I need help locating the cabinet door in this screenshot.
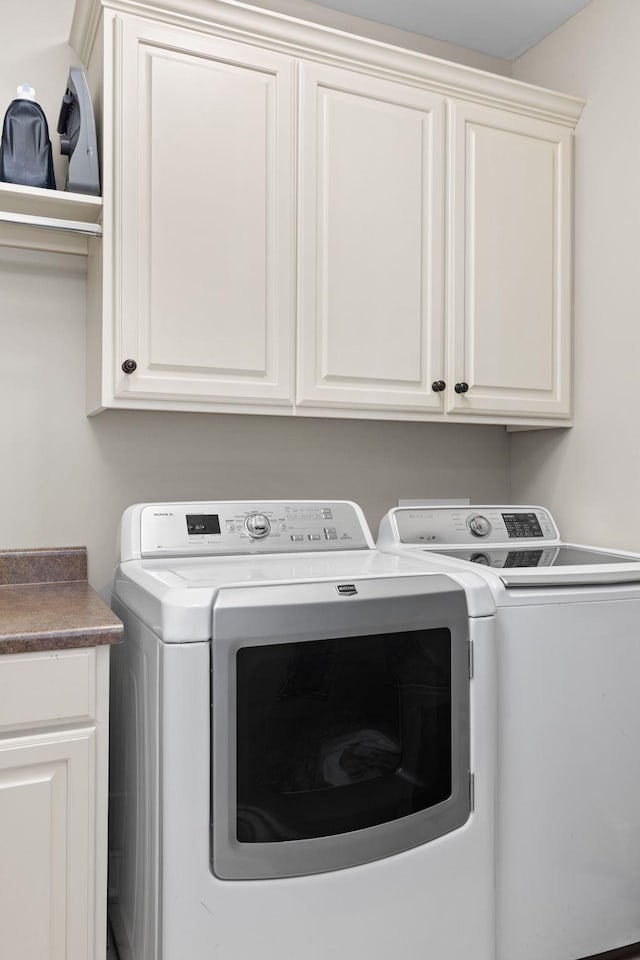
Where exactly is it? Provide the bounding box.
[113,18,295,407]
[448,101,573,419]
[0,731,94,960]
[298,62,445,413]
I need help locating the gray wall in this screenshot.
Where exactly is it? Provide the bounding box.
[0,2,511,591]
[510,0,639,550]
[1,248,509,590]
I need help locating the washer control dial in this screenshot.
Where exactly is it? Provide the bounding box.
[467,514,492,538]
[244,513,271,539]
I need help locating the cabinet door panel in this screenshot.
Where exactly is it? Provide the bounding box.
[0,732,94,960]
[448,101,572,418]
[298,63,444,411]
[115,19,294,405]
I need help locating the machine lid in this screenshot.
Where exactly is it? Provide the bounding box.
[429,545,640,587]
[430,544,639,569]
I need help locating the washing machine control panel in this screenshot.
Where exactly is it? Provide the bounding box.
[394,505,559,545]
[138,501,371,557]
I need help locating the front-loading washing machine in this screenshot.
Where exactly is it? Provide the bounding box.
[109,500,497,960]
[378,503,640,960]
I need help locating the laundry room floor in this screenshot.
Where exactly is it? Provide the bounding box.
[104,930,640,960]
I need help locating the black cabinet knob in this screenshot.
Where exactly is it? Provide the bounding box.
[431,380,446,392]
[454,381,469,394]
[121,359,137,374]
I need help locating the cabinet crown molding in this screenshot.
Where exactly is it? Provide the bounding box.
[70,0,585,126]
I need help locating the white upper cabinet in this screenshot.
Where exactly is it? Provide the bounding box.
[297,62,444,414]
[447,101,573,419]
[76,0,584,426]
[95,17,295,412]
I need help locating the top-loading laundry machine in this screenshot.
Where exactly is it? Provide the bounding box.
[108,499,497,960]
[377,503,640,960]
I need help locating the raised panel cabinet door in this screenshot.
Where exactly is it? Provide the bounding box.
[447,100,573,419]
[0,730,94,960]
[113,17,295,406]
[298,62,445,413]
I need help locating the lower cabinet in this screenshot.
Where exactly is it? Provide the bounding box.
[0,647,110,960]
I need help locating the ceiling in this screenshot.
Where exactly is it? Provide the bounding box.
[307,0,592,60]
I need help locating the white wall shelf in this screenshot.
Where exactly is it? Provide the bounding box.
[0,181,102,255]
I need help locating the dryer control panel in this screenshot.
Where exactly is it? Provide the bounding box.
[392,505,559,546]
[124,501,372,559]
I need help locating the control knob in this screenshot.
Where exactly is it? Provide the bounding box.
[467,514,492,538]
[244,513,271,539]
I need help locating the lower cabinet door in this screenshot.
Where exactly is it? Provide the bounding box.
[0,730,95,960]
